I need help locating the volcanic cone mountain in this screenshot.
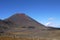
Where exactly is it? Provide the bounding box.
[1,13,60,40]
[5,13,47,29]
[0,13,60,38]
[0,13,48,37]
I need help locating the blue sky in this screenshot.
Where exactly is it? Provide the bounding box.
[0,0,60,27]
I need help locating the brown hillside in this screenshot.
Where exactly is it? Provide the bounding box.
[3,13,47,36]
[5,13,46,29]
[0,13,60,40]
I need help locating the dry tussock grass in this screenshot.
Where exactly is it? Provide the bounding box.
[0,36,59,40]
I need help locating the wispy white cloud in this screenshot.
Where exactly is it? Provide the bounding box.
[48,17,54,21]
[45,17,55,27]
[45,22,53,26]
[44,17,60,28]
